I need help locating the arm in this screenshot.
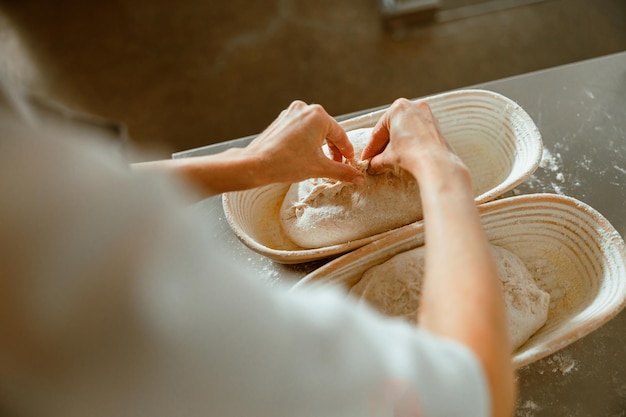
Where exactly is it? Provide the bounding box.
[362,99,516,417]
[132,101,364,197]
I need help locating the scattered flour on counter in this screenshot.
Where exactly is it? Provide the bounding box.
[539,147,562,173]
[533,351,579,378]
[235,247,304,288]
[614,165,626,176]
[579,154,593,171]
[516,400,541,417]
[260,265,282,286]
[240,251,322,288]
[524,147,566,195]
[547,353,579,375]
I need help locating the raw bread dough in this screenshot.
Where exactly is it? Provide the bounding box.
[279,127,421,249]
[349,245,550,351]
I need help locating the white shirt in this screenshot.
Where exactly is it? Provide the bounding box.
[0,116,489,417]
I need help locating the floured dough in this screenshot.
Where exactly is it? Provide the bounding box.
[349,245,550,351]
[279,127,421,249]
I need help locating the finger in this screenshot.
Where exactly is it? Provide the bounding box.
[278,100,308,124]
[316,158,365,184]
[326,140,344,162]
[361,112,391,161]
[262,100,306,134]
[275,109,289,122]
[288,99,308,110]
[322,111,354,160]
[367,153,390,175]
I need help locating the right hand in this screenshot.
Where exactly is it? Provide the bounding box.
[362,101,515,417]
[360,99,458,175]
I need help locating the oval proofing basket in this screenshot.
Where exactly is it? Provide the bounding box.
[293,194,626,368]
[223,89,543,263]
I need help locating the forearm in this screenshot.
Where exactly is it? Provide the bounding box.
[420,177,508,358]
[412,154,503,342]
[132,148,265,198]
[407,152,515,417]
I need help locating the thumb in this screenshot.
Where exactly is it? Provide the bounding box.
[367,154,390,175]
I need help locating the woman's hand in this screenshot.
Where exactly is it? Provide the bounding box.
[361,98,459,177]
[362,98,516,417]
[243,100,365,185]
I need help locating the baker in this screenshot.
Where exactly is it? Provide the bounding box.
[0,89,514,417]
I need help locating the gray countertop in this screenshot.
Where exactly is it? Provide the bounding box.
[177,51,626,416]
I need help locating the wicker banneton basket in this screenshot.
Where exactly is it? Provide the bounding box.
[292,194,626,368]
[223,89,543,263]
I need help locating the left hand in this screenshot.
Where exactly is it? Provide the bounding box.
[243,100,365,184]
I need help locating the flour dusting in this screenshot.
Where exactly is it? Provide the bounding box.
[523,147,566,195]
[546,353,579,375]
[517,399,541,417]
[614,165,626,176]
[539,148,562,173]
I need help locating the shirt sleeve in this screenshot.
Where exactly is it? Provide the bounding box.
[0,128,490,417]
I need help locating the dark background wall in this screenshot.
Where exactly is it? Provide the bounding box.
[1,0,624,158]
